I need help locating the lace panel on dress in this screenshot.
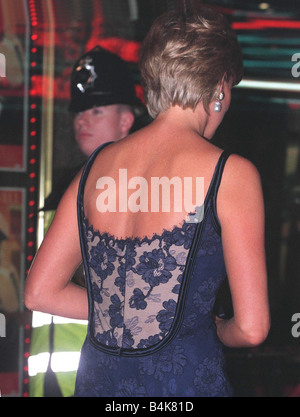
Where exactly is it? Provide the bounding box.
[83,218,197,350]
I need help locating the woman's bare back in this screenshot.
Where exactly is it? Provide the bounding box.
[84,124,223,240]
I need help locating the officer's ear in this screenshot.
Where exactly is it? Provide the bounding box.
[119,108,135,135]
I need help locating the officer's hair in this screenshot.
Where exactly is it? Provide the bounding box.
[139,7,243,119]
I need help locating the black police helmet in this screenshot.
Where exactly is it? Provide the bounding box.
[69,46,143,113]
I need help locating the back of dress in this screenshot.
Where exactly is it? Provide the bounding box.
[75,142,233,397]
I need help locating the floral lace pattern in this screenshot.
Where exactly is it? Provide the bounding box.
[83,218,196,350]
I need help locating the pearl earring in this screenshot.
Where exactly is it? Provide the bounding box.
[213,91,224,113]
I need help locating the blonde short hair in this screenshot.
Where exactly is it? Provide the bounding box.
[139,7,243,119]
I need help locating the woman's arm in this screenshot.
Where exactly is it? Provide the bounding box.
[24,171,88,320]
[216,154,270,348]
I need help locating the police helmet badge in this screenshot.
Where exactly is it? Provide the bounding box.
[75,56,98,93]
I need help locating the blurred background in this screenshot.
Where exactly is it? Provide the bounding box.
[0,0,299,397]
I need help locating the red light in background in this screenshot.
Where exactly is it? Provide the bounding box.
[86,37,141,63]
[232,19,300,30]
[135,84,145,104]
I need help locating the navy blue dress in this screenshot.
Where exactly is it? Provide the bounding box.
[74,142,233,397]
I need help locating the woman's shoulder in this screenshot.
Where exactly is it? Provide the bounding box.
[217,153,264,219]
[222,153,262,185]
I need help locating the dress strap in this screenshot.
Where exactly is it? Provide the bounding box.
[77,141,114,216]
[204,150,231,231]
[77,141,114,333]
[210,151,231,201]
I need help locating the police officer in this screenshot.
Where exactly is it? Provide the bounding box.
[29,46,144,397]
[70,46,143,156]
[43,46,144,212]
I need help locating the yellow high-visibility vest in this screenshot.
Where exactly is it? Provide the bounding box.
[29,312,87,397]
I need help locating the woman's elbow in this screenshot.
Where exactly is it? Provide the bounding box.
[24,289,38,312]
[242,320,271,347]
[244,328,269,347]
[24,283,44,312]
